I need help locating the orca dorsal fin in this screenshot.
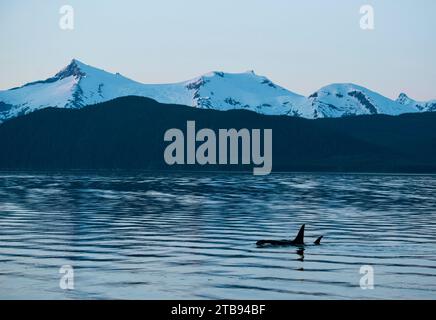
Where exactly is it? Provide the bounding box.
[293,224,305,245]
[314,236,323,245]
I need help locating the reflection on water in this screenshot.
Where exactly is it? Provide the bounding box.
[0,172,435,299]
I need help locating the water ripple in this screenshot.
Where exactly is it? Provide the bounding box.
[0,172,435,299]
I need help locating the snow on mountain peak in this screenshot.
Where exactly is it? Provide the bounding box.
[54,59,87,80]
[396,93,413,105]
[0,60,434,122]
[181,70,305,113]
[395,93,436,112]
[303,83,420,118]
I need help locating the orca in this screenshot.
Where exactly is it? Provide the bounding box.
[256,224,323,247]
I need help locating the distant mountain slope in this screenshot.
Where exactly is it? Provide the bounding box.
[0,59,181,120]
[0,59,434,122]
[0,59,306,122]
[0,96,435,172]
[182,70,307,115]
[396,93,436,112]
[303,83,418,118]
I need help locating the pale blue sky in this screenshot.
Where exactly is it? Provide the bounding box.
[1,0,435,100]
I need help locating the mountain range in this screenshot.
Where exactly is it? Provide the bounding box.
[1,96,436,172]
[1,59,434,122]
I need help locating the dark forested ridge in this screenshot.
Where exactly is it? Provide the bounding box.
[1,96,436,172]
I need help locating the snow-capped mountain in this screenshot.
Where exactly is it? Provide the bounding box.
[0,59,184,120]
[302,83,419,118]
[396,93,436,112]
[0,59,433,122]
[181,70,307,115]
[0,59,306,122]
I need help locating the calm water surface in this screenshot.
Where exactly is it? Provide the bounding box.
[0,172,435,299]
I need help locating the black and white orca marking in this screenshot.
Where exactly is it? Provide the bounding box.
[256,224,323,247]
